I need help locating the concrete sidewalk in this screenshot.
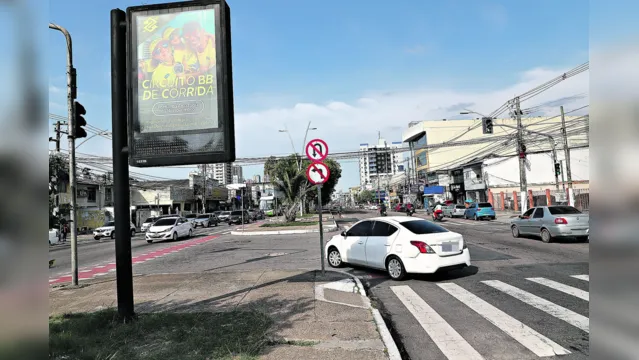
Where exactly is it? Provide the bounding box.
[49,270,396,359]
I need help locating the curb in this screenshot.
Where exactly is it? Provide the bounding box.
[332,270,402,360]
[230,221,339,236]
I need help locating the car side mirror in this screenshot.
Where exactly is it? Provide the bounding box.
[341,231,347,237]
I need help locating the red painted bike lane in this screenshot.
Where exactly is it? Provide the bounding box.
[49,235,218,285]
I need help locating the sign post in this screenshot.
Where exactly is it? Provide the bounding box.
[305,139,330,275]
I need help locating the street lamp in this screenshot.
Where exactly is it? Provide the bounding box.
[301,121,317,155]
[459,109,489,118]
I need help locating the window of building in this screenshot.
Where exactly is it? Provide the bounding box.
[87,188,97,203]
[417,170,427,180]
[416,152,427,167]
[413,134,427,149]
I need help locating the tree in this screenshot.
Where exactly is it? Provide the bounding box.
[49,154,69,228]
[302,158,342,208]
[357,190,375,204]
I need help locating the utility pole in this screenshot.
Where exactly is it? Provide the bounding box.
[560,160,566,192]
[49,121,62,152]
[50,23,79,286]
[550,139,560,191]
[560,106,573,189]
[515,97,528,213]
[203,164,207,213]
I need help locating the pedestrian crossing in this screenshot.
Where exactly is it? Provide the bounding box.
[389,273,589,359]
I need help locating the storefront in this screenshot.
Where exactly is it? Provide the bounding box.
[422,185,446,208]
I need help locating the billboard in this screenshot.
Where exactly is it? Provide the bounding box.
[127,0,235,167]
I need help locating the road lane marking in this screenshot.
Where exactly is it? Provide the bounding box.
[526,277,589,301]
[438,282,570,357]
[571,275,589,281]
[482,280,589,333]
[391,285,484,360]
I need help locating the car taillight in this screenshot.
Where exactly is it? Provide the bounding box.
[410,241,435,254]
[555,217,568,225]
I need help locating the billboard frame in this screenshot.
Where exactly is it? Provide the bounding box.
[126,0,235,167]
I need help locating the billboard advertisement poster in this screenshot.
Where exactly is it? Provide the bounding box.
[127,0,235,167]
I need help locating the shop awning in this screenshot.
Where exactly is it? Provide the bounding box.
[422,186,445,195]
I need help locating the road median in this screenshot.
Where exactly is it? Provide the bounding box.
[231,219,338,236]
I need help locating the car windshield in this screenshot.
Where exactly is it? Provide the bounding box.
[400,220,449,234]
[231,211,243,216]
[197,215,209,219]
[103,221,115,227]
[221,211,231,215]
[153,218,177,226]
[214,211,221,215]
[185,214,197,218]
[478,203,493,208]
[144,217,155,223]
[548,206,582,215]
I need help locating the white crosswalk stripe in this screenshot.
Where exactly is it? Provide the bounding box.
[391,286,485,360]
[526,277,589,301]
[438,282,571,357]
[482,280,589,333]
[387,274,590,359]
[571,274,589,281]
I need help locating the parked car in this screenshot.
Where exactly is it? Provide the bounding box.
[325,216,470,280]
[464,202,496,220]
[510,205,589,243]
[93,221,136,240]
[145,217,192,243]
[217,211,231,222]
[193,213,219,228]
[443,204,467,218]
[368,204,379,210]
[228,210,251,225]
[184,213,198,225]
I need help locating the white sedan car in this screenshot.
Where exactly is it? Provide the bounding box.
[145,216,192,243]
[325,216,470,280]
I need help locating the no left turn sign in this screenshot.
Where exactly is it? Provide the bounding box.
[306,162,330,185]
[305,138,329,162]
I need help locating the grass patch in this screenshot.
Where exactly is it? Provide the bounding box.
[300,213,316,218]
[268,339,319,347]
[49,309,272,360]
[260,221,318,228]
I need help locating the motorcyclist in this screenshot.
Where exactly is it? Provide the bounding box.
[379,202,387,216]
[433,202,444,220]
[405,203,414,216]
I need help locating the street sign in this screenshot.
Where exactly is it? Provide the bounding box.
[305,138,329,162]
[306,162,330,185]
[126,0,235,167]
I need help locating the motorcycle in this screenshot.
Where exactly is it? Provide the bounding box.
[432,209,444,222]
[380,208,388,217]
[406,208,415,216]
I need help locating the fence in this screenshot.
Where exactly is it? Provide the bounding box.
[489,188,589,212]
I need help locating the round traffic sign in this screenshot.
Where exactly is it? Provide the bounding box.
[306,162,331,185]
[305,138,329,162]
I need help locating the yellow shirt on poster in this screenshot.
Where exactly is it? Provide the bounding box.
[151,63,177,87]
[195,37,216,72]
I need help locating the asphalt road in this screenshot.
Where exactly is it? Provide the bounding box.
[48,209,589,359]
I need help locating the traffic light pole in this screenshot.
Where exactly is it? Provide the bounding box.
[515,97,528,214]
[49,23,79,286]
[111,9,135,321]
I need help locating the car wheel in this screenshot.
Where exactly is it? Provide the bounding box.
[172,232,178,241]
[188,229,193,238]
[94,236,100,240]
[511,225,520,238]
[541,228,552,243]
[386,256,407,281]
[130,229,135,237]
[146,240,153,244]
[214,222,218,227]
[577,236,589,243]
[474,214,478,221]
[110,232,115,240]
[327,247,343,268]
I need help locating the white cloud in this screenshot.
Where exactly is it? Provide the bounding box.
[49,84,61,94]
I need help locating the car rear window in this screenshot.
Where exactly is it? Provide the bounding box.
[478,203,493,208]
[185,214,197,218]
[197,215,209,219]
[548,206,582,215]
[455,205,466,209]
[400,220,449,234]
[231,211,243,215]
[154,218,176,226]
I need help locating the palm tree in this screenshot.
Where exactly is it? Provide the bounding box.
[265,155,309,222]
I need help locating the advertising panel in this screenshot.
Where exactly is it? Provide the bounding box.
[127,0,234,167]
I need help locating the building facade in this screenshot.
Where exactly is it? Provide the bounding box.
[232,165,244,184]
[358,138,404,188]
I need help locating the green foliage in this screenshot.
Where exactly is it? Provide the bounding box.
[357,190,375,204]
[263,155,342,221]
[49,154,70,229]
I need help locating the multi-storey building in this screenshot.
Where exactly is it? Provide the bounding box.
[358,138,404,189]
[199,163,232,185]
[232,165,243,184]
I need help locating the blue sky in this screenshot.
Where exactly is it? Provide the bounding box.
[49,0,591,189]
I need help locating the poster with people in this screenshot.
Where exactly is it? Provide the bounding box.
[134,8,218,134]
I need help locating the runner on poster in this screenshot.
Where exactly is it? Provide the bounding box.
[306,162,330,185]
[305,138,329,162]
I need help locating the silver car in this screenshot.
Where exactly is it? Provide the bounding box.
[443,204,467,218]
[510,205,589,243]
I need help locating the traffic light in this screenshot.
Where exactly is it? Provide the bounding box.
[554,162,561,176]
[482,117,493,134]
[73,100,87,139]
